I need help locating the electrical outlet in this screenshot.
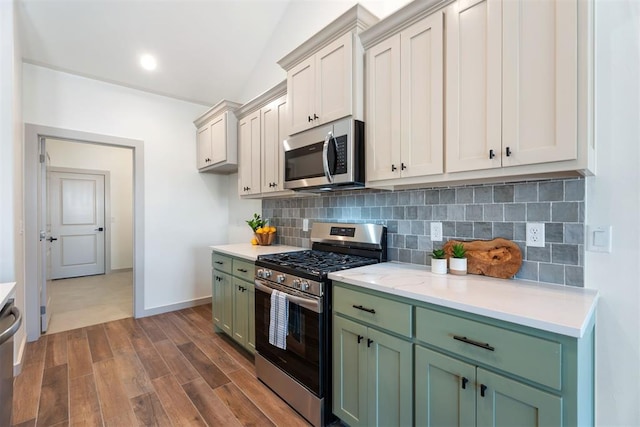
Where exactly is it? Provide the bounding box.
[302,218,309,232]
[431,222,443,242]
[526,222,545,247]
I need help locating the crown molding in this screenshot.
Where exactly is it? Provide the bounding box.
[278,4,379,71]
[193,99,243,127]
[235,80,287,119]
[360,0,455,49]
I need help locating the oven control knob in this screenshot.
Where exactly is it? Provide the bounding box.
[300,281,310,291]
[257,269,265,278]
[276,274,286,284]
[292,279,300,289]
[264,270,272,278]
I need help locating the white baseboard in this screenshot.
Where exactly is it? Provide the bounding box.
[109,267,133,273]
[13,334,27,376]
[139,296,212,318]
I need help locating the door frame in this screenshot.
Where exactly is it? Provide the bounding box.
[49,167,112,276]
[25,124,144,342]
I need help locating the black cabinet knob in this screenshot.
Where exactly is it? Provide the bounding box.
[489,149,495,159]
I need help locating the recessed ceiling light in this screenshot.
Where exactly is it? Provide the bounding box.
[140,54,157,71]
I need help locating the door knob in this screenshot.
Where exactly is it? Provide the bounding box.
[46,237,58,242]
[94,227,104,232]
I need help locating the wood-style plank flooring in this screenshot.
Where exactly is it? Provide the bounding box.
[12,305,310,427]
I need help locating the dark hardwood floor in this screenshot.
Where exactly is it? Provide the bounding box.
[12,305,310,427]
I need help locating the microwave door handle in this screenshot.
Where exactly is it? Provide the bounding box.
[322,131,334,183]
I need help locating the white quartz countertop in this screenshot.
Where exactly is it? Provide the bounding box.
[210,243,304,261]
[328,262,598,338]
[0,282,17,308]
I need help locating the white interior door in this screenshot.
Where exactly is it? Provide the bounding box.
[49,171,106,279]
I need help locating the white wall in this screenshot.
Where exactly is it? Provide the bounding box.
[227,173,262,244]
[239,0,412,102]
[23,64,229,311]
[586,1,640,425]
[1,0,26,370]
[46,139,134,270]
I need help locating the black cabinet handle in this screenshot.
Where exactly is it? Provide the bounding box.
[313,113,319,120]
[214,261,223,265]
[401,163,407,170]
[357,335,363,344]
[453,335,495,352]
[46,237,58,242]
[367,338,374,348]
[352,305,376,314]
[308,115,313,122]
[506,146,512,157]
[237,268,248,273]
[480,384,487,397]
[489,149,495,159]
[391,164,397,172]
[461,377,469,389]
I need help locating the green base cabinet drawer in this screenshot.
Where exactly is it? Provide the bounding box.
[416,307,562,390]
[334,285,412,338]
[212,253,232,274]
[232,259,254,282]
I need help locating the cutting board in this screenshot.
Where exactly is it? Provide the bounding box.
[443,238,523,279]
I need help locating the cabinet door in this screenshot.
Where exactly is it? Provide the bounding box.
[232,278,249,346]
[247,281,255,353]
[400,12,444,178]
[367,328,413,427]
[287,56,315,135]
[366,34,401,182]
[261,96,287,193]
[446,0,502,173]
[214,271,233,336]
[316,32,353,126]
[476,368,563,427]
[209,113,227,165]
[238,111,261,196]
[197,125,212,169]
[415,346,476,427]
[333,316,368,427]
[502,0,578,167]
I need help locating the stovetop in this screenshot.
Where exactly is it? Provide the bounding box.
[257,250,379,278]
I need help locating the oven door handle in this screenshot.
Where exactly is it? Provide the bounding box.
[322,131,337,184]
[254,280,322,314]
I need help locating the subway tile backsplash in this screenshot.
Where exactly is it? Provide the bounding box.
[263,178,585,287]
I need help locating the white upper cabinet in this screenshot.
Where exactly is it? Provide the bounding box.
[365,8,444,183]
[193,100,242,173]
[279,5,379,136]
[447,0,579,173]
[236,81,294,199]
[238,110,261,196]
[445,0,502,173]
[261,95,289,194]
[501,0,578,167]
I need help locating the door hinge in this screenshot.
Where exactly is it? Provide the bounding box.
[39,154,45,163]
[40,305,46,315]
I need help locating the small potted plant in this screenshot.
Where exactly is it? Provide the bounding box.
[449,243,467,275]
[246,213,276,246]
[431,249,447,275]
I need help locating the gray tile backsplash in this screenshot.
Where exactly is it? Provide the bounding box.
[263,178,585,287]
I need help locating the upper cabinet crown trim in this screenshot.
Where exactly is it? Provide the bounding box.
[235,80,287,119]
[193,99,242,128]
[278,4,379,71]
[360,0,454,49]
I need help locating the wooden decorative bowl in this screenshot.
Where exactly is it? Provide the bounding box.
[255,232,276,246]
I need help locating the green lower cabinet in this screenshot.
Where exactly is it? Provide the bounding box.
[212,270,233,336]
[333,316,413,427]
[415,346,476,427]
[247,283,255,353]
[416,345,562,427]
[477,368,562,427]
[232,277,255,353]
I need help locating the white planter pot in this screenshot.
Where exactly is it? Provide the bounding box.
[431,258,447,275]
[449,257,467,275]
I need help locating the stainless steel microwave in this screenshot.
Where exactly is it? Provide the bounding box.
[283,117,364,191]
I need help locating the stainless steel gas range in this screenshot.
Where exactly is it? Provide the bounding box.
[254,222,387,427]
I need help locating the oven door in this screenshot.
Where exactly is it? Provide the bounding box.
[254,279,324,397]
